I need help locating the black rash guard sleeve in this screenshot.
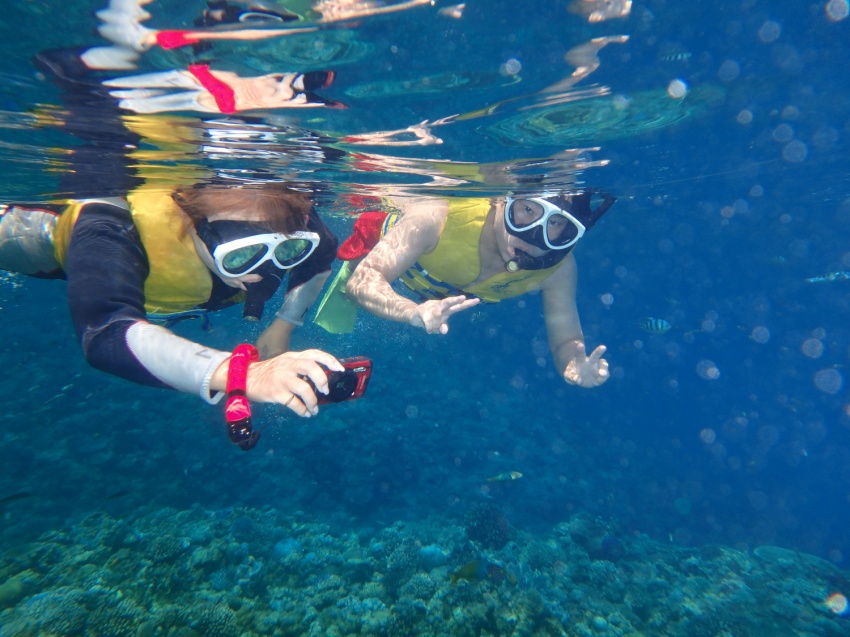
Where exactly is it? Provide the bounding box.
[65,201,171,389]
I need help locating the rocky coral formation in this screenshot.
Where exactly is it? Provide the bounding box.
[1,505,849,637]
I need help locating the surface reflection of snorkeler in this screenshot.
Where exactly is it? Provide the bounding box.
[39,45,341,114]
[0,46,353,446]
[335,192,615,388]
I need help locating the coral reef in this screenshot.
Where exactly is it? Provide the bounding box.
[1,505,849,637]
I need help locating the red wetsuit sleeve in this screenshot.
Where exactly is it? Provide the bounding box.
[187,64,237,114]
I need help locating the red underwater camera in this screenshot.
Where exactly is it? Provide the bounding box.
[314,356,372,405]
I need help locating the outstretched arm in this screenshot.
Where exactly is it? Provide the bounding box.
[541,255,609,388]
[66,201,339,414]
[345,198,479,334]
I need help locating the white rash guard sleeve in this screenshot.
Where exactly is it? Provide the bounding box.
[275,270,330,326]
[125,322,231,404]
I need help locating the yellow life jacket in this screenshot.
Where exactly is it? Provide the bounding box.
[52,187,221,316]
[396,198,563,303]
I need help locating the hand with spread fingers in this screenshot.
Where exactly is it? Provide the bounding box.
[563,343,609,388]
[241,349,346,417]
[411,295,481,334]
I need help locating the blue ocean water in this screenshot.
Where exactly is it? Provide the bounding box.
[1,1,850,635]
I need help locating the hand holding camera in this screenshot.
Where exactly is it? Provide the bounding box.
[305,356,372,405]
[224,349,373,451]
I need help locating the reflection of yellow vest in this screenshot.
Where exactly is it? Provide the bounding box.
[397,198,562,303]
[52,187,220,316]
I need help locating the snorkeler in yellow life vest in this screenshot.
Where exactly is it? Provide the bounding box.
[315,191,612,330]
[321,189,615,389]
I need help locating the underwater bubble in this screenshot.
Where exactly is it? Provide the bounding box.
[700,428,716,444]
[750,184,764,197]
[814,368,843,395]
[758,20,782,43]
[801,338,824,359]
[812,126,839,150]
[782,105,801,120]
[825,592,849,614]
[696,360,720,380]
[600,292,614,306]
[737,109,753,124]
[751,326,770,344]
[718,59,740,82]
[667,79,688,99]
[782,140,808,162]
[405,405,419,419]
[701,319,716,332]
[501,58,521,76]
[826,0,849,22]
[772,123,794,142]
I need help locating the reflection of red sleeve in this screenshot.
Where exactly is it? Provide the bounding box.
[337,211,388,260]
[155,30,198,49]
[187,64,237,114]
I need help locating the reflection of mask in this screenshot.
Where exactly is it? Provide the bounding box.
[242,260,284,322]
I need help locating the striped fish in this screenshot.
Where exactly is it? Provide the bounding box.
[636,318,672,334]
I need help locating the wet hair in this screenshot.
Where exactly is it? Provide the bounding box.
[172,183,312,235]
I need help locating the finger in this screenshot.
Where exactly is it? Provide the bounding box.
[588,345,607,361]
[293,362,332,398]
[283,392,310,417]
[440,323,449,335]
[446,298,480,315]
[286,376,319,415]
[297,348,344,372]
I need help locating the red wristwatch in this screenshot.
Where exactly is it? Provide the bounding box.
[225,344,259,450]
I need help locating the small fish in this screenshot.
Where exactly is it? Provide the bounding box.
[658,51,693,62]
[470,310,486,323]
[636,318,672,334]
[805,271,850,283]
[486,471,522,482]
[450,560,516,585]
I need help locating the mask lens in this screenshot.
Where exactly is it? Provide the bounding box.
[221,244,268,275]
[509,199,545,227]
[273,238,312,266]
[547,215,579,246]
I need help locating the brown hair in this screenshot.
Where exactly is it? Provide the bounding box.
[172,183,312,235]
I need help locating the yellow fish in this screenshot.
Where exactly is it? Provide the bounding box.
[486,471,522,482]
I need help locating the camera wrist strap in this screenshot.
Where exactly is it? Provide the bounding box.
[225,344,259,445]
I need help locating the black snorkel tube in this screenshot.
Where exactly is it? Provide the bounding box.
[242,261,284,321]
[506,188,616,272]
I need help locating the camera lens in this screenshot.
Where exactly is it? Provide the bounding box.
[326,370,358,402]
